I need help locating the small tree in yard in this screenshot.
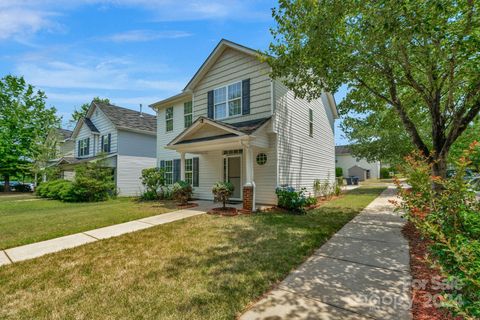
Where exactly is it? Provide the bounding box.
[212,181,234,210]
[172,181,193,205]
[267,1,480,181]
[140,167,165,200]
[0,75,59,192]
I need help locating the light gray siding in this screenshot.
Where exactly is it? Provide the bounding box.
[74,106,118,158]
[193,48,272,124]
[117,155,156,196]
[117,130,156,158]
[274,81,336,194]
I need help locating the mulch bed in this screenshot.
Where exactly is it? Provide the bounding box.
[402,222,462,320]
[176,203,199,210]
[207,207,239,216]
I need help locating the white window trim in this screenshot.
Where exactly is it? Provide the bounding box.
[79,138,89,157]
[165,107,174,132]
[184,101,193,128]
[213,81,242,120]
[164,160,173,185]
[309,108,314,137]
[185,158,193,185]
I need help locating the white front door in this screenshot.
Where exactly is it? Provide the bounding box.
[225,155,242,200]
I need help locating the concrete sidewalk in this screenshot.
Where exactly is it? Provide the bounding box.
[0,200,225,266]
[241,187,412,320]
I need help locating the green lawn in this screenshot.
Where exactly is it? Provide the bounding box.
[0,186,385,320]
[0,196,177,249]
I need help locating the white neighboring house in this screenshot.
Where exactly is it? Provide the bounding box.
[54,101,157,196]
[335,145,381,181]
[150,39,338,211]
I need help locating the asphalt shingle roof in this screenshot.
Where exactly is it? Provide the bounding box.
[94,102,157,134]
[57,128,73,140]
[83,118,99,133]
[335,145,351,155]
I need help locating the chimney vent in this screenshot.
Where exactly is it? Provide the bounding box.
[139,104,143,117]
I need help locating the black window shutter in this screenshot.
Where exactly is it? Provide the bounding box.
[242,78,250,115]
[193,157,199,187]
[86,138,90,155]
[207,90,214,119]
[173,159,181,183]
[159,160,165,169]
[101,136,104,152]
[108,133,111,152]
[78,141,81,157]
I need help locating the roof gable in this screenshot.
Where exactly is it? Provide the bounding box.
[183,39,262,91]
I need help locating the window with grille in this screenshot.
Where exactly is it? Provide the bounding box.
[166,107,173,132]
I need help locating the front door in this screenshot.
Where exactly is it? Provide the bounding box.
[226,156,242,200]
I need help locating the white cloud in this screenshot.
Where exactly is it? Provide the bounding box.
[103,30,192,42]
[16,57,185,92]
[0,8,58,40]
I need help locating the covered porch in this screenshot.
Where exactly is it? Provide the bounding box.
[166,116,275,211]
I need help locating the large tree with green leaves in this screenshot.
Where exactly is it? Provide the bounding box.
[70,97,110,124]
[0,75,59,191]
[266,0,480,178]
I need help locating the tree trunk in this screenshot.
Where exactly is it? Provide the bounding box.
[431,154,448,179]
[3,174,10,193]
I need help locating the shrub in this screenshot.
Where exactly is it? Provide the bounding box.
[140,167,165,200]
[159,185,173,200]
[335,167,343,177]
[36,180,74,200]
[212,181,234,209]
[275,186,309,214]
[380,167,392,179]
[71,163,115,202]
[140,190,158,201]
[313,178,334,199]
[305,195,317,207]
[172,180,193,205]
[336,177,344,186]
[396,144,480,318]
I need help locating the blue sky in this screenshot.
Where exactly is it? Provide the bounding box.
[0,0,348,144]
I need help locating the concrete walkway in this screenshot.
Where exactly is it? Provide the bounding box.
[0,200,226,266]
[241,187,412,320]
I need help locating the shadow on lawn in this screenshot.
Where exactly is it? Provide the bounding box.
[160,197,378,316]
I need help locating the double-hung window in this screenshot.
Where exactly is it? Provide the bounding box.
[78,138,89,156]
[214,81,242,120]
[165,107,173,132]
[309,108,314,137]
[184,101,193,128]
[185,159,193,185]
[164,160,173,185]
[101,133,111,153]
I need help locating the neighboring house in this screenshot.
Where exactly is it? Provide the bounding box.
[335,145,381,181]
[54,101,157,196]
[150,39,338,211]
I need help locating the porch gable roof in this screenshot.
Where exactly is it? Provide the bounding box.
[167,116,271,148]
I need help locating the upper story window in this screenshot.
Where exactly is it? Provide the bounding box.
[184,101,193,128]
[214,81,242,120]
[165,107,173,132]
[309,108,314,137]
[78,138,89,157]
[101,133,111,153]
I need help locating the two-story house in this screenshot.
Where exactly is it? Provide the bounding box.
[55,101,157,196]
[150,39,338,211]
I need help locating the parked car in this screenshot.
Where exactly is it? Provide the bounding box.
[446,169,476,181]
[0,181,33,192]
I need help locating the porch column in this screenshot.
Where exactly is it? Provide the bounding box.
[180,152,186,181]
[243,143,256,212]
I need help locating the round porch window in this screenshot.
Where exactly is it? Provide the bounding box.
[256,153,267,165]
